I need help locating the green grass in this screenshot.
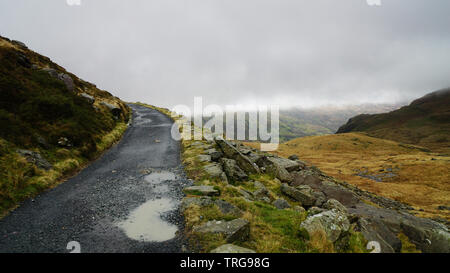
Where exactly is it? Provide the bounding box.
[0,37,130,217]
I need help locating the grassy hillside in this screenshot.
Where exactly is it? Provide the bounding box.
[0,36,130,216]
[244,133,450,222]
[337,88,450,154]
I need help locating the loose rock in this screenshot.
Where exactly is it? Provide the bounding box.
[210,244,256,253]
[300,209,350,243]
[272,199,291,209]
[184,185,220,196]
[194,218,250,243]
[221,158,248,181]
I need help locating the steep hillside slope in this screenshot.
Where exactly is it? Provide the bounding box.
[337,88,450,153]
[0,36,130,215]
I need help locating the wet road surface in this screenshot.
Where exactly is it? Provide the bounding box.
[0,104,191,253]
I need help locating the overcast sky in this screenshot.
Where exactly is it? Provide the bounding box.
[1,0,449,109]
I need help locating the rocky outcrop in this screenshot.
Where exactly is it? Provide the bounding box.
[215,137,260,174]
[182,136,450,253]
[272,198,291,209]
[16,149,52,170]
[210,244,256,253]
[220,158,248,182]
[205,148,223,162]
[196,155,212,163]
[350,203,450,253]
[280,184,316,207]
[194,219,250,243]
[42,68,75,92]
[202,163,224,178]
[214,199,243,217]
[300,209,350,243]
[100,101,122,118]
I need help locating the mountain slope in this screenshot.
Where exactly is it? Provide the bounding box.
[337,88,450,153]
[279,104,402,142]
[261,133,450,222]
[0,36,130,215]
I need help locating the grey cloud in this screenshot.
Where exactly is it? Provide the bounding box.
[1,0,449,108]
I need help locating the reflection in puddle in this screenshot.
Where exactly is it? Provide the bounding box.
[118,198,178,242]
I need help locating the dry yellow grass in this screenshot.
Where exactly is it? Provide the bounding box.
[244,133,450,221]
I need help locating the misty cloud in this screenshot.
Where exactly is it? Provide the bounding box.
[1,0,449,108]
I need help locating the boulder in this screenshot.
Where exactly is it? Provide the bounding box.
[266,157,302,172]
[181,196,214,210]
[197,154,212,163]
[272,199,291,209]
[184,185,220,196]
[300,209,350,243]
[238,189,254,201]
[42,68,59,78]
[80,93,95,104]
[355,218,396,253]
[16,149,52,170]
[57,73,75,92]
[266,162,293,183]
[203,163,223,178]
[323,199,348,214]
[246,152,265,164]
[252,187,271,203]
[312,191,327,207]
[294,206,306,213]
[210,244,256,253]
[193,219,250,243]
[221,158,248,181]
[215,137,260,174]
[214,199,242,216]
[205,148,223,162]
[308,206,326,216]
[350,203,450,253]
[288,155,299,161]
[100,102,122,118]
[281,184,316,207]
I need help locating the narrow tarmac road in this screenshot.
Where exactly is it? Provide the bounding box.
[0,104,191,253]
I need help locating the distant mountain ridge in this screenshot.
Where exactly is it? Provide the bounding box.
[278,103,403,142]
[337,88,450,153]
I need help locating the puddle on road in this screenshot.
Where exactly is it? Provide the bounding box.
[144,171,177,183]
[117,198,178,242]
[117,170,179,242]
